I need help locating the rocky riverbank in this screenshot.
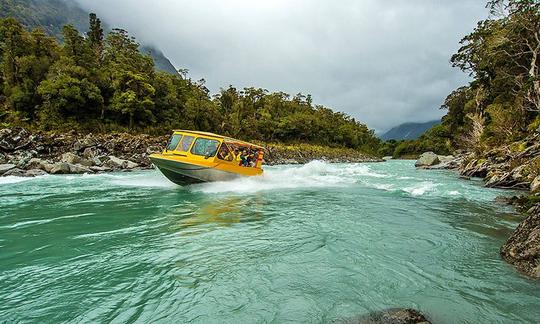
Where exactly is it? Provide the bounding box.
[263,142,383,165]
[0,128,382,177]
[0,128,167,177]
[414,130,540,279]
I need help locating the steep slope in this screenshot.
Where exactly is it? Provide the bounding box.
[381,120,440,140]
[0,0,178,74]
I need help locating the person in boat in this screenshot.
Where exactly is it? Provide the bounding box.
[240,150,249,166]
[218,144,233,161]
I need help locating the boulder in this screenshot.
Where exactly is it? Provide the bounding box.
[68,163,92,174]
[415,152,440,167]
[25,169,48,177]
[78,158,95,167]
[532,176,540,193]
[82,147,96,159]
[50,162,71,174]
[61,152,81,164]
[3,167,25,177]
[41,162,56,173]
[0,163,16,175]
[89,166,112,173]
[25,158,45,170]
[500,204,540,278]
[125,160,139,169]
[338,308,431,324]
[104,155,127,169]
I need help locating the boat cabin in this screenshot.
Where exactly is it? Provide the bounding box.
[162,130,264,169]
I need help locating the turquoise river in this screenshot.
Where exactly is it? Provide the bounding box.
[0,160,538,323]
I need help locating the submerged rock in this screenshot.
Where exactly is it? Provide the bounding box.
[415,152,439,168]
[501,204,540,278]
[338,308,431,324]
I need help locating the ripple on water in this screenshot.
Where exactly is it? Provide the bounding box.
[0,160,538,323]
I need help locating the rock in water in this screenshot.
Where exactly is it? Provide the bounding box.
[0,163,16,175]
[338,308,431,324]
[500,204,540,278]
[415,152,440,168]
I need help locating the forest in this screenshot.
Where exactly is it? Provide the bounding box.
[393,0,540,158]
[0,14,381,154]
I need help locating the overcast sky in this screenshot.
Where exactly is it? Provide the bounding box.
[76,0,488,132]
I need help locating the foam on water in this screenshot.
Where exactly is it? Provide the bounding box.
[0,176,35,185]
[192,160,355,194]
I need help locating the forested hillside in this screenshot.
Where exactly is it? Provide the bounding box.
[0,0,178,74]
[393,0,539,158]
[0,15,380,153]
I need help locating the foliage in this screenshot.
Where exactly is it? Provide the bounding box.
[393,0,540,157]
[0,15,380,154]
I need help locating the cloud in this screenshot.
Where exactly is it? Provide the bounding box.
[75,0,488,131]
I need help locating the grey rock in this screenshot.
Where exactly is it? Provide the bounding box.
[532,176,540,193]
[125,160,139,169]
[50,162,71,174]
[89,166,112,173]
[68,163,92,174]
[78,158,95,167]
[3,167,25,177]
[501,204,540,278]
[0,163,16,175]
[105,155,127,169]
[61,152,82,164]
[25,169,48,177]
[415,152,440,167]
[82,147,97,159]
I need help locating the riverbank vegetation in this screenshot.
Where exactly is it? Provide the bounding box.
[0,15,380,155]
[392,0,539,158]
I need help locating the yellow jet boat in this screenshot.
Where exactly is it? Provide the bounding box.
[149,130,264,185]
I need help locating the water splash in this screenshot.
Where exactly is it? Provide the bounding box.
[191,160,356,194]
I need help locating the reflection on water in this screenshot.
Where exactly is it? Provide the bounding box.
[172,196,265,231]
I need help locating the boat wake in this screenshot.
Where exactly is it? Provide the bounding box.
[191,160,387,194]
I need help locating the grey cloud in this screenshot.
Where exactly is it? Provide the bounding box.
[75,0,488,132]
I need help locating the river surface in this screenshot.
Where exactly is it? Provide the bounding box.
[0,160,538,323]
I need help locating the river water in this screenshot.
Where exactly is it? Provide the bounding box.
[0,160,538,323]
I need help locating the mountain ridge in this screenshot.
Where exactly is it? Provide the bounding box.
[381,120,440,140]
[0,0,178,74]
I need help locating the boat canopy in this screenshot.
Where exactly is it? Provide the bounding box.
[172,130,264,150]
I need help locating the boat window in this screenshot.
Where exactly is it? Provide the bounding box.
[178,135,195,152]
[191,138,220,157]
[217,143,234,161]
[166,134,182,151]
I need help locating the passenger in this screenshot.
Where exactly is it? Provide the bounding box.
[248,153,256,167]
[235,149,242,166]
[240,150,249,166]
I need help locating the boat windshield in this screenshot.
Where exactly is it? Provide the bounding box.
[191,138,220,157]
[178,135,195,152]
[166,134,182,151]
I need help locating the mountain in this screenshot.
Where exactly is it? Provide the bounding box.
[0,0,178,75]
[381,120,440,141]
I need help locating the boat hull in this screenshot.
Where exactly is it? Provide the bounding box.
[150,155,241,186]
